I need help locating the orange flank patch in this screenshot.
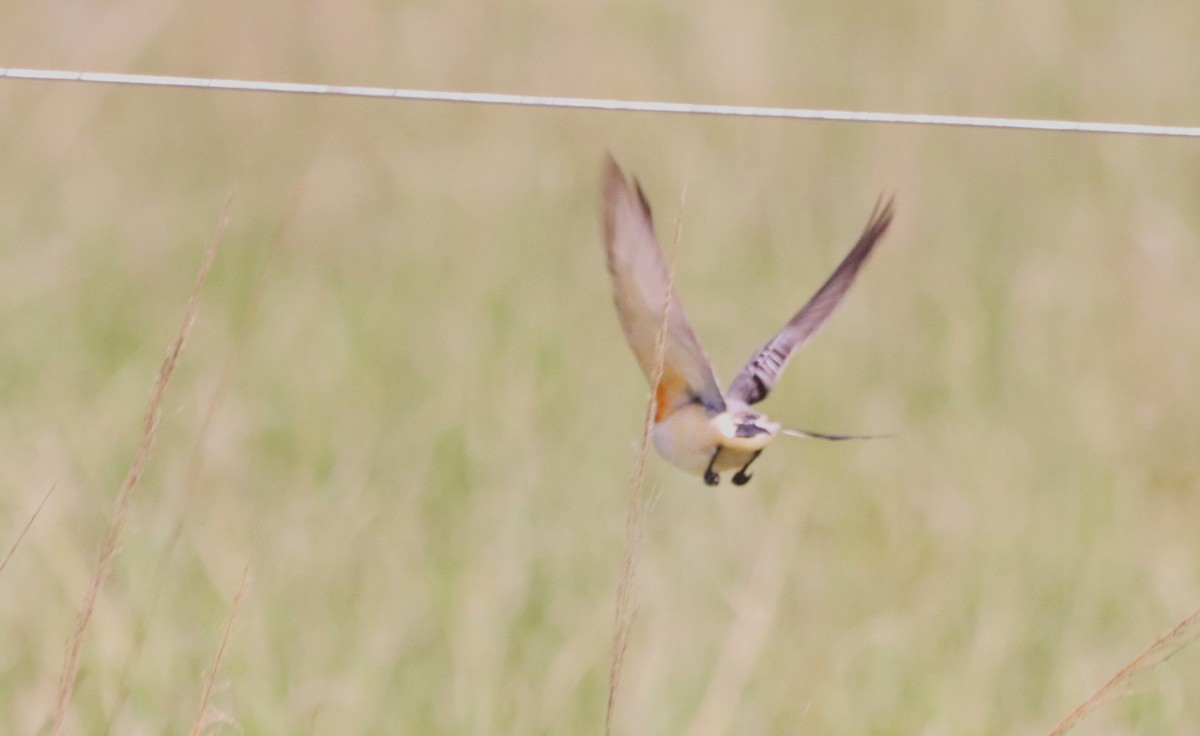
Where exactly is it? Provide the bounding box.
[653,372,688,423]
[654,381,671,422]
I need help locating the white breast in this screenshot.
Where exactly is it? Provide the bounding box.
[651,404,779,477]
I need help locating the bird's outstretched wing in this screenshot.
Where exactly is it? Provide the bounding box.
[602,156,726,416]
[727,197,895,405]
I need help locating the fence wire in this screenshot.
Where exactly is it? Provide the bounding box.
[4,67,1200,139]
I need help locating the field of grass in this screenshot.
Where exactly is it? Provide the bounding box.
[4,1,1200,733]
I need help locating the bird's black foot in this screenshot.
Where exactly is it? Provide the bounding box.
[731,450,762,486]
[704,448,721,486]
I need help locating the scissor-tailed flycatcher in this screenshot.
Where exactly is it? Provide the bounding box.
[602,156,894,485]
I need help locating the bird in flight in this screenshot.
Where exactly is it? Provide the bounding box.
[601,156,894,486]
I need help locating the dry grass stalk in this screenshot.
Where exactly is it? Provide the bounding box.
[190,557,252,736]
[604,185,687,736]
[1047,602,1200,735]
[50,192,235,735]
[0,480,57,577]
[103,181,301,736]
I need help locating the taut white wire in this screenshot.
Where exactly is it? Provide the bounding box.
[4,67,1200,139]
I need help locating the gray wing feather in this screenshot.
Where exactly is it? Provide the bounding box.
[602,156,726,413]
[727,197,894,405]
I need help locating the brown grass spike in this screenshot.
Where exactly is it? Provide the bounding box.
[1047,603,1200,735]
[104,177,302,736]
[51,190,236,735]
[0,480,57,577]
[190,557,252,736]
[605,183,687,736]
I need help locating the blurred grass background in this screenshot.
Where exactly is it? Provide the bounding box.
[3,0,1200,733]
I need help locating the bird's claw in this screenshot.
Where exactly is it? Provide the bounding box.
[704,469,720,486]
[731,450,762,486]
